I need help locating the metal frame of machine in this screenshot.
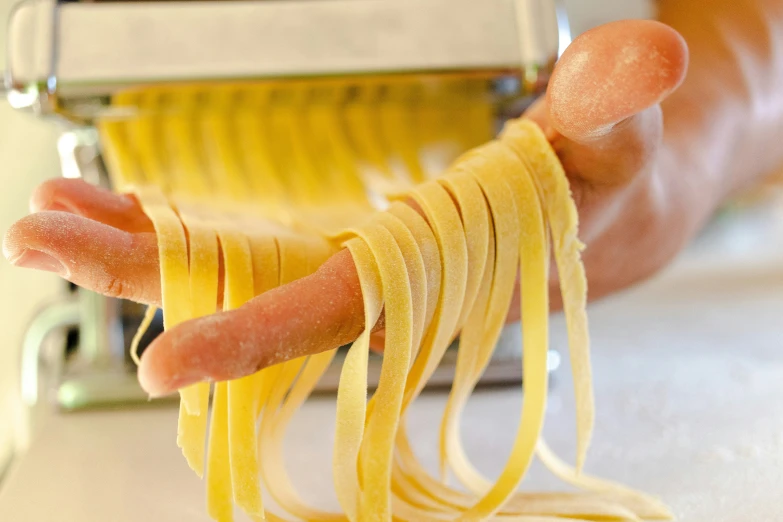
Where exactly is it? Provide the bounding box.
[4,0,567,121]
[4,0,570,415]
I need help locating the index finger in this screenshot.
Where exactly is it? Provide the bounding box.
[138,248,375,396]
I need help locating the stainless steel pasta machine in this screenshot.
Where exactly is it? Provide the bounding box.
[4,0,567,415]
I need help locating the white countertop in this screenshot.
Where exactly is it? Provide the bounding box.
[1,198,781,522]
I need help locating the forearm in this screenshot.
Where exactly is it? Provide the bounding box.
[565,4,783,302]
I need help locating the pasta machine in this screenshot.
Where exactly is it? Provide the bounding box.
[5,0,568,414]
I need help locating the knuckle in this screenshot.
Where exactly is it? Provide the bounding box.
[102,276,127,300]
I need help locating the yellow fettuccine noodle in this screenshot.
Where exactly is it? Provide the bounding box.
[96,77,671,521]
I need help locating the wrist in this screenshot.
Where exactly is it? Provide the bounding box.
[657,0,783,225]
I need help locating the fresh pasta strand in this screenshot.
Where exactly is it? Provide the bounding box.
[129,306,158,366]
[334,238,382,522]
[457,141,549,520]
[501,119,594,473]
[535,440,672,521]
[147,87,220,479]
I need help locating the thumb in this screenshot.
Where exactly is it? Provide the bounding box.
[527,19,688,186]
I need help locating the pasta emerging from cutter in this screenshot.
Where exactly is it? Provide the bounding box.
[98,78,672,522]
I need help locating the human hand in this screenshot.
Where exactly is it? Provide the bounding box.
[3,20,705,396]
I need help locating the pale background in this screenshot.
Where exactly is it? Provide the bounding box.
[0,0,653,473]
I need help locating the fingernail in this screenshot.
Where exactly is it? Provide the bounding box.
[142,372,205,399]
[142,382,178,400]
[140,383,169,400]
[9,249,69,277]
[31,199,77,214]
[137,368,167,398]
[137,355,180,399]
[47,202,76,213]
